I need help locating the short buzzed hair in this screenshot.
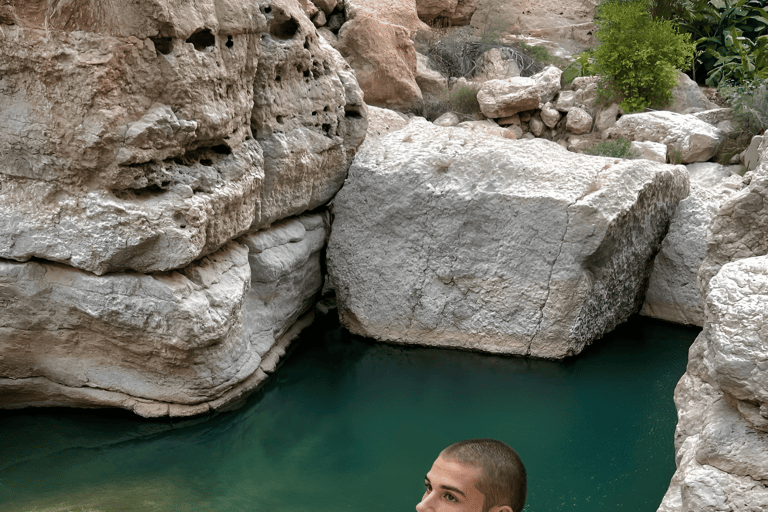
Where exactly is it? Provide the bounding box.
[440,439,527,512]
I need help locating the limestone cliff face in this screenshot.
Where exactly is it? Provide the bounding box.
[658,145,768,511]
[0,0,366,417]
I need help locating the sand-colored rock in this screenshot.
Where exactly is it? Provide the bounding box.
[565,107,593,134]
[416,53,449,96]
[477,66,561,118]
[360,106,410,152]
[327,119,688,359]
[540,102,561,129]
[607,111,724,164]
[631,141,668,163]
[337,10,422,107]
[0,0,365,275]
[670,71,720,114]
[252,0,367,227]
[470,0,597,52]
[476,47,521,81]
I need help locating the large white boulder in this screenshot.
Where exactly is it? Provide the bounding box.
[327,119,689,359]
[477,66,562,118]
[607,111,724,164]
[641,163,743,326]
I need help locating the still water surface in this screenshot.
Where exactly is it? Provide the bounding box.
[0,316,698,512]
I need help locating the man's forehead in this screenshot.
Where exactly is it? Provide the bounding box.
[428,455,483,484]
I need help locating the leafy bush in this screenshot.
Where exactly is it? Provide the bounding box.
[592,0,695,112]
[719,77,768,135]
[673,0,768,86]
[583,137,637,158]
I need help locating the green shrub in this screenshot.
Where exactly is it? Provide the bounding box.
[592,0,695,112]
[445,84,481,115]
[583,137,637,158]
[719,77,768,135]
[674,0,768,86]
[410,84,482,121]
[411,94,452,122]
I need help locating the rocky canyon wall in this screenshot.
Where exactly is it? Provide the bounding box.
[0,0,366,417]
[658,140,768,511]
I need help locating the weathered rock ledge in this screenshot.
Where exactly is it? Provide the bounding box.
[0,0,366,417]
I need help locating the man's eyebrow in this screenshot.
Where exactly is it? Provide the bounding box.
[423,475,466,497]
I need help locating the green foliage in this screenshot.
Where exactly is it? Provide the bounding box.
[561,51,599,86]
[673,0,768,86]
[583,137,638,158]
[410,84,482,121]
[480,20,508,44]
[668,147,684,164]
[445,84,482,115]
[592,0,695,112]
[719,77,768,136]
[518,42,552,63]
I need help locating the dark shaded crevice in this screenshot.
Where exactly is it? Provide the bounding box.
[268,9,299,40]
[150,36,173,55]
[186,29,215,51]
[344,106,363,119]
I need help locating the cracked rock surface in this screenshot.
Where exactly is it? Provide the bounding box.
[327,118,689,358]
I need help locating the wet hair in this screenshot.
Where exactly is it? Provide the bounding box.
[440,439,527,512]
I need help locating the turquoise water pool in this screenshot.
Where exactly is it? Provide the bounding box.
[0,315,698,512]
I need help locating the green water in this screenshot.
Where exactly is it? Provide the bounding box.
[0,315,697,512]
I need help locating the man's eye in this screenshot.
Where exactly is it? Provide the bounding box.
[425,482,432,491]
[444,493,457,502]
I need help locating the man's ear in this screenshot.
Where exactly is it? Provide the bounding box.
[488,506,514,512]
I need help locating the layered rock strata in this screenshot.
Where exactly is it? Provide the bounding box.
[0,0,366,416]
[327,119,689,359]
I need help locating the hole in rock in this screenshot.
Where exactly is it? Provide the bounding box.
[344,106,363,119]
[304,38,310,50]
[200,159,213,166]
[275,75,282,83]
[262,6,272,13]
[303,70,311,78]
[269,12,299,40]
[211,145,231,155]
[150,36,173,55]
[186,29,215,51]
[322,123,332,136]
[226,35,234,48]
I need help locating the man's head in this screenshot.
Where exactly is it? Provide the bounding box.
[416,439,527,512]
